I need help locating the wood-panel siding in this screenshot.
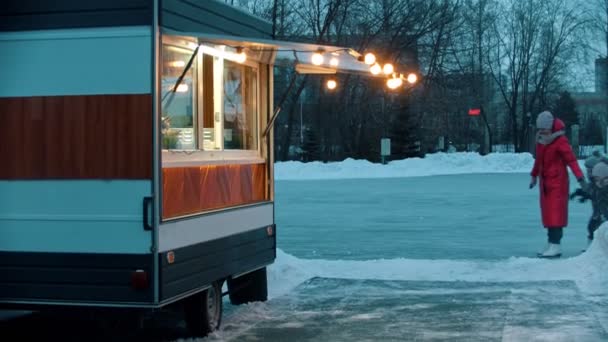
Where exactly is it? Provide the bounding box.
[162,163,267,219]
[0,94,153,179]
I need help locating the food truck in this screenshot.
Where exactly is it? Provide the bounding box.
[0,0,379,336]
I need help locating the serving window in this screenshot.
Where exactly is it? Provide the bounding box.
[160,35,269,219]
[161,36,261,166]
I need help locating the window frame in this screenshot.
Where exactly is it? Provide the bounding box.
[160,35,263,167]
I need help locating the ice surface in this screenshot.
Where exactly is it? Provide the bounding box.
[274,174,590,261]
[210,279,607,341]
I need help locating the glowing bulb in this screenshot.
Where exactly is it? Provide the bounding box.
[364,53,376,65]
[311,52,324,66]
[176,84,189,92]
[327,79,337,90]
[383,63,394,75]
[235,52,247,63]
[168,60,186,68]
[386,76,403,89]
[407,73,418,84]
[235,47,247,63]
[329,57,339,67]
[370,63,382,75]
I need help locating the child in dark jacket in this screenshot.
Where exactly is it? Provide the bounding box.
[572,156,608,248]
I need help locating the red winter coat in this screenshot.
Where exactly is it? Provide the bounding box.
[530,119,583,228]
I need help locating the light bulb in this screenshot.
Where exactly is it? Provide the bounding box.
[311,51,324,66]
[364,53,376,65]
[370,63,382,75]
[330,57,339,67]
[383,63,394,75]
[235,47,247,63]
[327,79,337,90]
[235,52,247,63]
[407,73,418,84]
[168,60,186,68]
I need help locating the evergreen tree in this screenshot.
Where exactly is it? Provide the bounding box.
[390,103,421,160]
[551,91,580,128]
[301,127,321,162]
[582,116,604,146]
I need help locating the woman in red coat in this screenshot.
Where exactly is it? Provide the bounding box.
[530,111,587,258]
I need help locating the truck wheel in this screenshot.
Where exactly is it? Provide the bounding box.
[184,281,222,337]
[227,267,268,305]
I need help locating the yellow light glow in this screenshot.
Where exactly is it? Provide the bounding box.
[311,52,324,66]
[168,60,186,68]
[364,53,376,65]
[176,84,189,92]
[330,57,339,67]
[370,63,382,75]
[386,78,402,89]
[407,73,418,84]
[383,63,394,75]
[235,52,247,63]
[327,79,337,90]
[199,44,248,64]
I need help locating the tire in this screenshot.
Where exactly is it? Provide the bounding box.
[183,281,223,337]
[227,267,268,305]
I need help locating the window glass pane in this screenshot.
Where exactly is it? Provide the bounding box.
[161,45,196,150]
[223,60,258,150]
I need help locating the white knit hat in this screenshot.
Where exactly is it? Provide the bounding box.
[592,162,608,179]
[536,111,554,130]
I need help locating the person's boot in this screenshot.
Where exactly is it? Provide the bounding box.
[538,243,550,256]
[538,243,561,258]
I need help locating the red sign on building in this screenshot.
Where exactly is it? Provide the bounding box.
[468,108,481,116]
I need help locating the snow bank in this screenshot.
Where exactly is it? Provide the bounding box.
[267,223,608,299]
[275,152,589,180]
[275,152,539,180]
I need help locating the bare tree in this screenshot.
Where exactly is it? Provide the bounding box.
[587,0,608,56]
[486,0,588,152]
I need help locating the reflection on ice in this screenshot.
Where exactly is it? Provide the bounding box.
[204,226,608,341]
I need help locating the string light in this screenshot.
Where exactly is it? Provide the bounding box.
[386,78,400,89]
[168,60,186,68]
[370,63,382,75]
[326,79,337,90]
[407,73,418,84]
[311,49,325,66]
[364,53,376,65]
[191,42,422,91]
[235,46,247,63]
[383,63,394,75]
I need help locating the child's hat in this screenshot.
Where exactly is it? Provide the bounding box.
[585,151,604,169]
[592,162,608,179]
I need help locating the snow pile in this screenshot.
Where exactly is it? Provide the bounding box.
[275,152,537,180]
[267,224,608,299]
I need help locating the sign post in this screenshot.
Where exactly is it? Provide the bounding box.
[381,138,391,165]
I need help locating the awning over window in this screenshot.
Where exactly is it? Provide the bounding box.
[161,28,371,75]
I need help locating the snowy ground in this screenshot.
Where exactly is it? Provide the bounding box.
[205,153,608,341]
[274,152,540,180]
[3,153,607,341]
